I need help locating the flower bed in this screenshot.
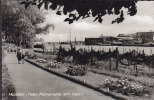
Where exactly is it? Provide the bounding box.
[103,77,145,96]
[36,58,47,63]
[47,61,61,68]
[25,58,153,100]
[66,66,87,76]
[27,54,37,59]
[25,51,153,99]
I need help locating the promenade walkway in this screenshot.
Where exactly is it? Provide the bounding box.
[4,52,114,100]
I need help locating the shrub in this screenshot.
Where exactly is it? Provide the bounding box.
[104,77,145,96]
[66,66,87,76]
[2,55,17,100]
[27,54,37,59]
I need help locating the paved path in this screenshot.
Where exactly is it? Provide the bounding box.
[4,52,115,100]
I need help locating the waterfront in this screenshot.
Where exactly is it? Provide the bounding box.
[45,43,154,55]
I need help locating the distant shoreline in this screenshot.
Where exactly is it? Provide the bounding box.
[85,44,154,47]
[45,42,154,47]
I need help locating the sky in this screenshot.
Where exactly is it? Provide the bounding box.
[37,1,154,42]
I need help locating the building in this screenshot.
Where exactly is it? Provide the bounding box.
[135,32,154,43]
[85,38,104,45]
[85,36,118,45]
[116,34,134,44]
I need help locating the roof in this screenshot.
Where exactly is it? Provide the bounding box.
[136,32,154,34]
[34,42,43,45]
[117,34,131,37]
[116,37,134,40]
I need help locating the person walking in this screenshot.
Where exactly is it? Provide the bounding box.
[21,51,25,64]
[14,49,17,54]
[7,48,10,53]
[17,50,22,64]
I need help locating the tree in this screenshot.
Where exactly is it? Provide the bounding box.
[21,0,138,24]
[2,0,54,47]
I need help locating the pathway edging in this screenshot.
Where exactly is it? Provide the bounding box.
[25,59,127,100]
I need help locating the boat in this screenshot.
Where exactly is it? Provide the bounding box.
[111,41,123,46]
[144,42,154,47]
[97,43,111,46]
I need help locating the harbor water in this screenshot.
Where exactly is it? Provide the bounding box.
[44,43,154,55]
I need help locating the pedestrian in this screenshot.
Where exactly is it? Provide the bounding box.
[14,49,16,54]
[17,47,20,52]
[21,51,25,64]
[17,50,22,64]
[7,49,9,53]
[10,49,13,53]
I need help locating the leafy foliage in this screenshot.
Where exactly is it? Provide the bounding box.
[66,66,87,76]
[21,0,138,24]
[2,0,54,47]
[57,46,154,68]
[36,24,55,34]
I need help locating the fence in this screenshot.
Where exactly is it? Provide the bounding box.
[57,46,154,73]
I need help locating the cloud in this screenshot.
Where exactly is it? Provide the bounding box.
[37,32,69,42]
[124,15,154,26]
[72,21,100,30]
[71,21,115,36]
[45,12,66,24]
[37,1,154,42]
[118,15,154,33]
[40,15,154,42]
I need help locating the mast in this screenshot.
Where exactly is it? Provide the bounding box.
[69,27,71,44]
[69,27,73,48]
[75,37,77,44]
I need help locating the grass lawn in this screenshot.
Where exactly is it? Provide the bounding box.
[26,50,154,100]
